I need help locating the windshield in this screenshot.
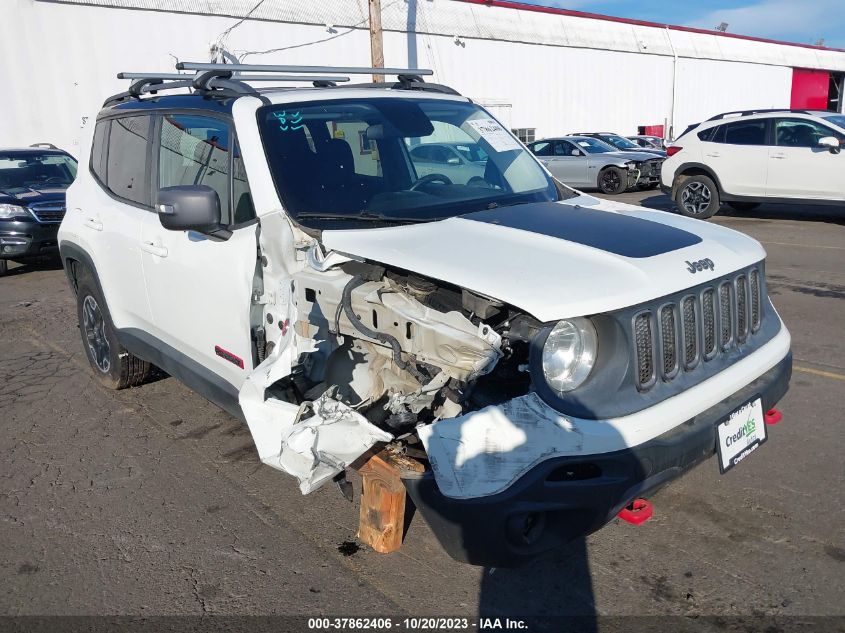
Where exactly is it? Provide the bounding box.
[570,138,616,154]
[0,152,77,192]
[257,98,558,226]
[823,115,845,131]
[602,134,640,150]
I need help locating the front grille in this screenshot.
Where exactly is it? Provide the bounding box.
[736,275,748,342]
[660,304,678,378]
[634,313,655,388]
[646,160,662,176]
[633,267,766,391]
[681,296,698,368]
[719,282,732,349]
[750,269,761,331]
[28,201,66,224]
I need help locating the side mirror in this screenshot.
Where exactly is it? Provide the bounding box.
[571,149,583,156]
[156,185,228,238]
[818,136,841,153]
[446,156,461,165]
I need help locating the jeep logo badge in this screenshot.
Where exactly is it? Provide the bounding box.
[686,258,715,273]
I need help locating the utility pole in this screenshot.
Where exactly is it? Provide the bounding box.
[369,0,384,82]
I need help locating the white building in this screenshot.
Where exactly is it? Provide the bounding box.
[3,0,845,155]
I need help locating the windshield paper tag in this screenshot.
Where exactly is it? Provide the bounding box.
[467,118,523,153]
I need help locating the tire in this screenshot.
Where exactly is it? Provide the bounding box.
[726,201,761,212]
[598,166,628,195]
[674,174,720,219]
[76,267,150,389]
[0,259,7,276]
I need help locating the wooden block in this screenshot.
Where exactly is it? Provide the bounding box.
[356,451,408,554]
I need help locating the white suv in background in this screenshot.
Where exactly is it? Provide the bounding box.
[662,109,845,219]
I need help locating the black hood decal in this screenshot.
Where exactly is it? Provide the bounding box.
[461,202,701,258]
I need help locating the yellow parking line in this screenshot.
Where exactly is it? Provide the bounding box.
[762,241,845,251]
[794,365,845,381]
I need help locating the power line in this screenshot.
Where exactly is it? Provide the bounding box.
[236,0,402,62]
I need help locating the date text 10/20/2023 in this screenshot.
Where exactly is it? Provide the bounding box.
[307,617,529,630]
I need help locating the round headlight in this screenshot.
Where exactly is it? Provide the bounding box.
[541,318,597,393]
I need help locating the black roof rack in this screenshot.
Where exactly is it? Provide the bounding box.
[706,108,812,121]
[103,62,457,108]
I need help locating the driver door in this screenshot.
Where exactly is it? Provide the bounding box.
[140,112,260,390]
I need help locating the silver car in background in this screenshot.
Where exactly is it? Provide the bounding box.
[527,136,664,194]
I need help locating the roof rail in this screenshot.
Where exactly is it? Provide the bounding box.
[706,108,811,121]
[30,143,59,150]
[104,61,453,108]
[175,62,434,77]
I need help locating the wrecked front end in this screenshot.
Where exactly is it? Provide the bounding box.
[238,220,790,566]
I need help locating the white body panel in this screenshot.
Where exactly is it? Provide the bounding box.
[766,146,845,199]
[139,215,259,388]
[321,195,766,323]
[61,176,151,331]
[706,142,769,196]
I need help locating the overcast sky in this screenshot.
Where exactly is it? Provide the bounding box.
[517,0,845,48]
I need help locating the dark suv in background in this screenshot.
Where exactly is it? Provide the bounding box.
[0,145,77,275]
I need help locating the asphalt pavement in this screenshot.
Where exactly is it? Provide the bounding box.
[1,191,843,630]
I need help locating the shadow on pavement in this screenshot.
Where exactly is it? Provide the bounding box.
[1,257,64,278]
[637,192,845,225]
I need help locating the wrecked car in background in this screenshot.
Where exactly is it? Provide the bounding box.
[58,63,792,566]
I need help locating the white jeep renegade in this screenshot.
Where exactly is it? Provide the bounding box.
[59,63,792,566]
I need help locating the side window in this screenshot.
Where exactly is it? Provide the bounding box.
[159,114,231,221]
[775,118,845,147]
[530,141,551,156]
[232,141,255,224]
[90,119,110,183]
[697,126,718,142]
[721,120,767,146]
[554,141,577,156]
[107,115,152,206]
[410,145,432,161]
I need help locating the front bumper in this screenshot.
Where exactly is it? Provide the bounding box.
[0,220,60,260]
[404,352,791,567]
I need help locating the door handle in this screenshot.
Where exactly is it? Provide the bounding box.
[770,152,787,159]
[705,152,721,158]
[83,216,103,231]
[140,241,168,258]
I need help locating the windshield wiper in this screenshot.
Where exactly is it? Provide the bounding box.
[295,211,431,223]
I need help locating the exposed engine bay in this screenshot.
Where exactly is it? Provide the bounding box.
[239,248,539,494]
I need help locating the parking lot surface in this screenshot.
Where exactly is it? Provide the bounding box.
[1,191,843,623]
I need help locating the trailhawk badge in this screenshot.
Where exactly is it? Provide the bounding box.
[686,258,715,273]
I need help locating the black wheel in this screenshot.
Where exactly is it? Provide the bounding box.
[726,201,761,212]
[0,259,7,276]
[598,166,627,194]
[76,267,150,389]
[674,174,720,219]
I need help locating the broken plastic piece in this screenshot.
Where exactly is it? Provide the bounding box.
[617,498,653,525]
[764,408,782,425]
[277,393,393,494]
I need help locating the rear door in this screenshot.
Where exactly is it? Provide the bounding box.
[81,115,154,330]
[767,117,845,199]
[139,112,260,389]
[703,119,769,196]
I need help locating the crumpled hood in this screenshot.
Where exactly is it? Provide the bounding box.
[320,196,765,322]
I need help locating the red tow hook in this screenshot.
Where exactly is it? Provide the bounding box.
[764,408,783,425]
[618,498,653,525]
